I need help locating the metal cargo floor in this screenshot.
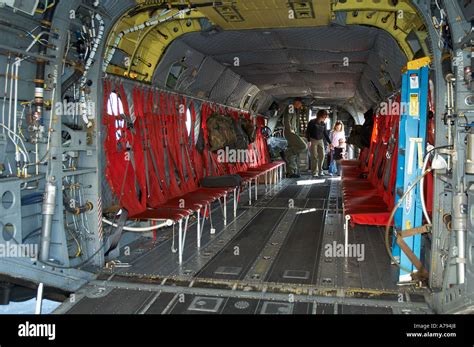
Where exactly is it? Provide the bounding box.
[55,176,432,314]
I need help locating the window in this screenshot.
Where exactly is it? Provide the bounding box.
[242,94,252,109]
[251,98,259,112]
[186,107,192,136]
[166,61,187,89]
[107,92,125,140]
[107,91,124,116]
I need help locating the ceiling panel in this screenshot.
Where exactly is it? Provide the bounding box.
[171,25,406,107]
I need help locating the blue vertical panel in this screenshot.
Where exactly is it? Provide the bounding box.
[393,64,429,281]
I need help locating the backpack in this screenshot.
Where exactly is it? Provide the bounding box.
[200,174,242,188]
[232,116,250,150]
[240,115,256,143]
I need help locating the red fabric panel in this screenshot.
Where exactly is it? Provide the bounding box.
[118,83,147,214]
[159,93,182,198]
[148,91,171,199]
[175,95,197,193]
[189,101,205,182]
[133,87,167,207]
[102,81,146,217]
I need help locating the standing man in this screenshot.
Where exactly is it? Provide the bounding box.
[282,98,307,178]
[306,110,331,177]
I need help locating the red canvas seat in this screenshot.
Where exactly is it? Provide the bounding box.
[133,207,193,222]
[104,80,286,264]
[341,100,400,230]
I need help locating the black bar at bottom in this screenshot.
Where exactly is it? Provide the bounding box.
[0,314,473,345]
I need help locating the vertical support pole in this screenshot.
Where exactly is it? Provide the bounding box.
[178,219,183,264]
[200,204,208,239]
[35,283,44,315]
[197,208,201,249]
[254,177,258,201]
[248,180,252,206]
[265,171,268,191]
[344,215,350,258]
[233,187,237,219]
[223,193,227,226]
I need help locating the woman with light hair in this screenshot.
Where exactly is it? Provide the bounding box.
[329,120,346,176]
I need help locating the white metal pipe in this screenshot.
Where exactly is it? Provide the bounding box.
[453,193,467,284]
[1,60,9,134]
[197,209,201,249]
[420,151,432,225]
[254,177,258,200]
[200,204,208,240]
[457,229,465,284]
[35,283,44,315]
[7,58,13,136]
[248,180,252,206]
[223,193,227,226]
[344,215,351,258]
[13,59,20,170]
[178,219,183,264]
[233,187,237,219]
[3,62,29,169]
[102,217,172,231]
[46,87,55,153]
[0,124,29,162]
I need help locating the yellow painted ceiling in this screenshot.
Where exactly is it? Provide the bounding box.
[104,0,428,82]
[191,0,332,29]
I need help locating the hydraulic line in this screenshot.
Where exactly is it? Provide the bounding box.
[78,12,104,128]
[33,1,58,136]
[452,193,467,284]
[420,145,453,226]
[420,146,434,225]
[13,58,20,175]
[63,190,93,215]
[445,74,455,171]
[1,58,8,135]
[384,169,433,275]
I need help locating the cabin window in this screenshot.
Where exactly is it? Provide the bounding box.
[251,98,259,112]
[107,91,124,116]
[186,107,192,136]
[107,92,125,140]
[242,94,252,109]
[166,62,187,89]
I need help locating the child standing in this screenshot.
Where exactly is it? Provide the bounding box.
[329,121,346,176]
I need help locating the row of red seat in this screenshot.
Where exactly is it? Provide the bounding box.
[341,95,401,228]
[341,93,434,231]
[102,80,285,263]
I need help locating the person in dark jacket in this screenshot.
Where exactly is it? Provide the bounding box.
[360,108,374,149]
[306,110,331,177]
